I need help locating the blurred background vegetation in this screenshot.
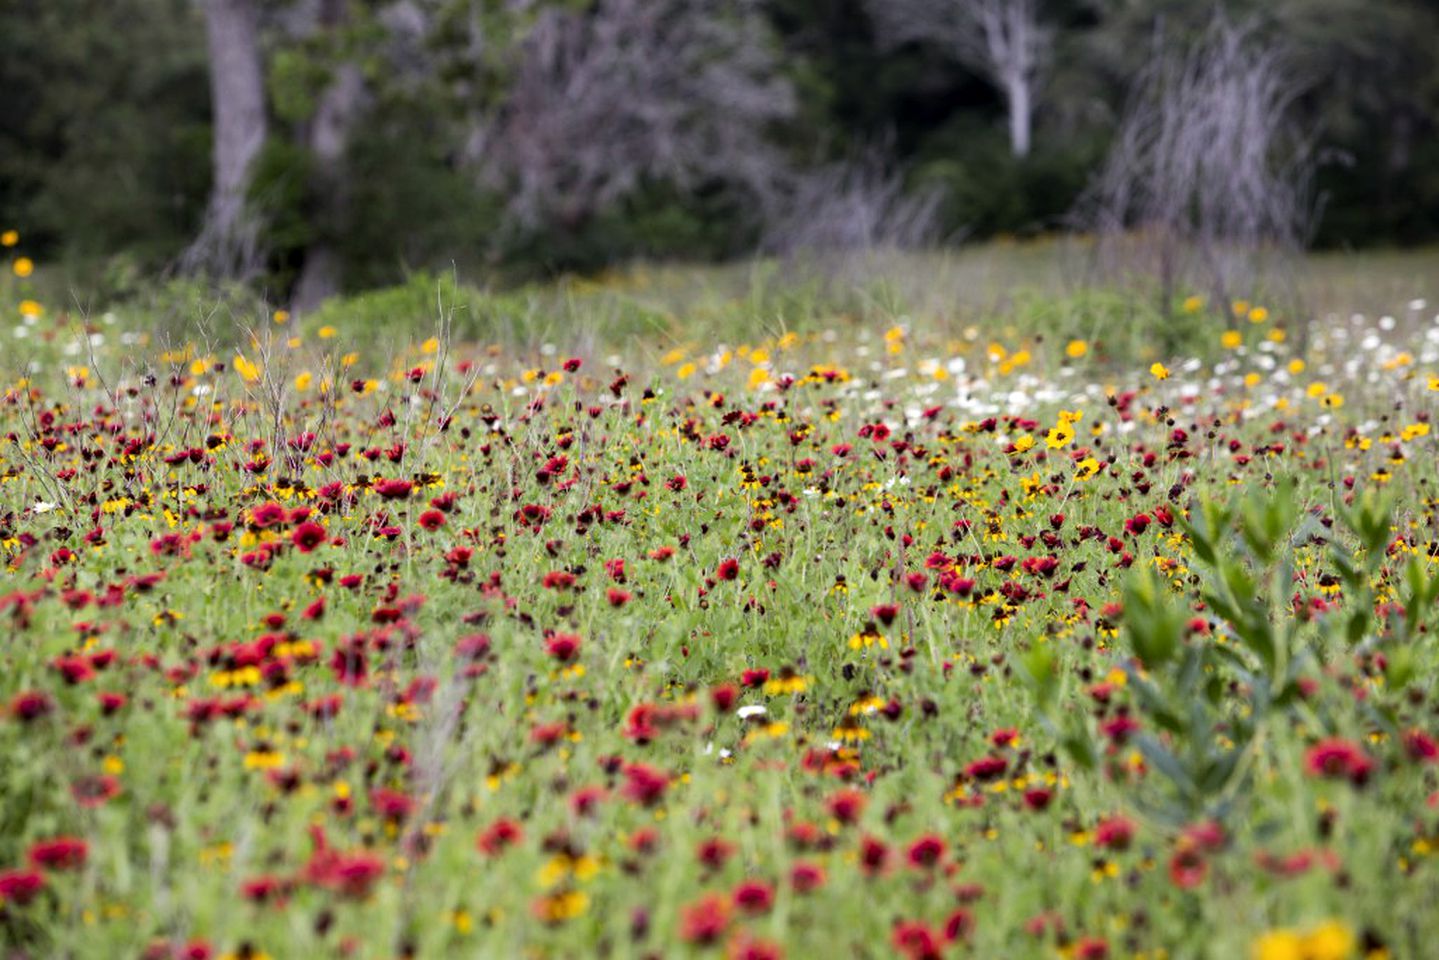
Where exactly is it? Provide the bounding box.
[2,0,1437,309]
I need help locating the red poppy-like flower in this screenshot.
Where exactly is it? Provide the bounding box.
[1022,787,1053,811]
[620,763,669,806]
[790,861,826,893]
[1404,729,1439,763]
[1124,513,1151,536]
[732,879,775,914]
[477,818,523,856]
[240,874,291,906]
[964,755,1008,781]
[858,835,889,876]
[249,501,286,529]
[0,869,45,906]
[545,633,581,663]
[291,521,327,553]
[373,478,414,500]
[417,509,446,531]
[892,920,943,960]
[1168,844,1207,889]
[370,788,416,823]
[10,690,52,722]
[1094,816,1135,851]
[1305,737,1375,786]
[1074,937,1109,959]
[716,557,740,581]
[906,834,946,869]
[870,603,899,626]
[728,936,784,960]
[679,894,730,945]
[1099,714,1140,744]
[28,836,88,871]
[827,788,867,825]
[71,774,122,808]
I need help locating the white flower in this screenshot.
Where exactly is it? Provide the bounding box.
[737,704,767,720]
[32,501,59,514]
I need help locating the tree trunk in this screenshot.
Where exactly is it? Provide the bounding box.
[292,0,365,314]
[1005,69,1032,159]
[184,0,268,278]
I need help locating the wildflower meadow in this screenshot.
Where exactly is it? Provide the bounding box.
[5,234,1439,960]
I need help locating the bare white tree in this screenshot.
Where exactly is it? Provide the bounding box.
[868,0,1050,158]
[464,0,797,231]
[762,146,945,254]
[1076,16,1317,311]
[182,0,268,279]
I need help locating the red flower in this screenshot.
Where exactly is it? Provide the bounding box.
[870,603,899,626]
[291,521,327,553]
[732,879,775,914]
[10,690,52,722]
[1094,816,1135,851]
[417,509,446,531]
[1168,845,1207,889]
[71,774,122,808]
[679,894,730,944]
[0,869,44,906]
[1305,737,1376,786]
[370,788,416,822]
[827,788,867,825]
[477,818,523,856]
[906,834,946,869]
[790,861,826,893]
[28,836,88,871]
[545,633,581,663]
[373,478,414,500]
[620,763,669,806]
[717,557,740,581]
[1405,729,1439,763]
[858,835,889,876]
[892,920,944,960]
[1074,938,1110,960]
[728,936,784,960]
[1022,788,1053,811]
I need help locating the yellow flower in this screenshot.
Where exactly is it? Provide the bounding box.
[272,309,290,325]
[13,257,34,278]
[19,300,42,318]
[0,230,17,247]
[1182,295,1204,313]
[1221,330,1242,349]
[1251,929,1303,960]
[1062,339,1087,359]
[1011,434,1036,453]
[1428,375,1439,392]
[234,355,261,383]
[1150,362,1170,381]
[1301,921,1355,960]
[1248,306,1269,323]
[1288,359,1306,374]
[1045,424,1075,449]
[294,372,314,392]
[676,362,697,379]
[318,325,337,339]
[421,336,440,355]
[1075,457,1102,481]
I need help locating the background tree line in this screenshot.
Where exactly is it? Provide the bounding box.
[2,0,1437,306]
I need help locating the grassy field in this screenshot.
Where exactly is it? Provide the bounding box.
[3,239,1439,958]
